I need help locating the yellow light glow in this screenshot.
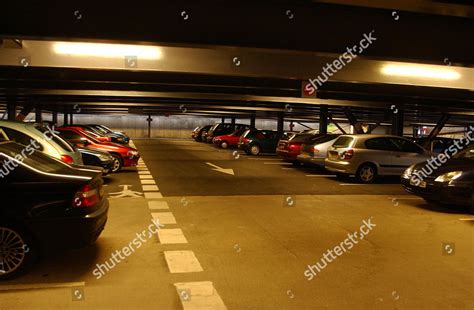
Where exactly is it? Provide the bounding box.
[381,64,460,80]
[53,42,162,59]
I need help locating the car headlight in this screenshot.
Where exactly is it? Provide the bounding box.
[402,165,415,179]
[128,150,139,157]
[434,171,462,183]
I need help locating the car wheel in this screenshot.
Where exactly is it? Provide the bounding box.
[250,145,261,156]
[356,163,377,183]
[220,141,229,149]
[111,154,123,173]
[0,224,36,280]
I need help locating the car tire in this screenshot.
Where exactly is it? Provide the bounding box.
[111,154,123,173]
[250,145,261,156]
[356,163,377,183]
[0,223,37,280]
[220,141,229,149]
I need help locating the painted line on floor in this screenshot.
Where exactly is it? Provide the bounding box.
[142,185,160,191]
[0,281,85,292]
[164,251,203,273]
[306,174,336,177]
[139,174,154,179]
[138,171,151,175]
[151,212,176,224]
[140,179,156,185]
[459,218,474,221]
[389,197,423,200]
[263,162,293,165]
[158,228,189,244]
[174,281,227,310]
[246,158,279,161]
[148,200,169,210]
[145,192,163,199]
[281,167,296,170]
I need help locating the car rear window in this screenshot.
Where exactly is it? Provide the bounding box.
[0,143,67,173]
[34,125,75,152]
[332,136,354,148]
[289,134,313,142]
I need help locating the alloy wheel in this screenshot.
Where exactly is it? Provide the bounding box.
[0,227,27,275]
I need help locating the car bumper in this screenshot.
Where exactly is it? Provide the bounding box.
[296,154,325,167]
[324,159,356,174]
[401,177,472,207]
[28,198,109,249]
[276,149,298,160]
[123,155,140,167]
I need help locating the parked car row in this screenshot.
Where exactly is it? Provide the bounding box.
[0,120,137,279]
[193,124,473,213]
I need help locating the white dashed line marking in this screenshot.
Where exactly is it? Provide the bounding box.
[174,281,227,310]
[263,162,293,165]
[306,174,336,177]
[148,201,169,210]
[142,185,160,191]
[158,228,188,244]
[140,179,156,185]
[459,218,474,221]
[138,171,151,175]
[139,174,154,179]
[151,212,176,224]
[145,192,163,199]
[164,251,203,273]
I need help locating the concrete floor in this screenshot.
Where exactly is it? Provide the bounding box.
[0,139,472,309]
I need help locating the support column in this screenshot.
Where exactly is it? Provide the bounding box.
[422,114,450,148]
[250,114,256,128]
[319,105,328,134]
[147,115,153,138]
[221,117,225,123]
[52,110,58,125]
[7,102,16,121]
[35,105,42,123]
[391,109,404,136]
[231,117,236,126]
[64,112,69,126]
[69,112,74,125]
[277,112,284,132]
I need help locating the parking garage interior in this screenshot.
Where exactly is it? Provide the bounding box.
[0,1,473,309]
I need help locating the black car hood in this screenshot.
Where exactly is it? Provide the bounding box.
[413,158,474,176]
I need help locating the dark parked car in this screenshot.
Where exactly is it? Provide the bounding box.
[84,125,130,145]
[205,123,250,143]
[77,147,115,175]
[194,125,213,142]
[0,141,109,279]
[413,137,457,153]
[213,128,247,149]
[401,145,474,213]
[238,129,282,155]
[276,130,321,162]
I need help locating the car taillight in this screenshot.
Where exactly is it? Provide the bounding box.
[73,184,100,208]
[288,144,297,150]
[340,149,354,160]
[61,155,75,164]
[313,146,319,153]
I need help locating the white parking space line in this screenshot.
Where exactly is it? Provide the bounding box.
[138,171,151,175]
[158,228,188,244]
[151,212,176,224]
[148,201,169,210]
[459,218,474,221]
[264,162,293,165]
[389,197,423,200]
[145,192,163,199]
[139,174,154,179]
[137,167,149,171]
[164,251,203,273]
[140,179,156,185]
[174,281,227,310]
[281,167,296,170]
[0,281,85,292]
[306,174,336,177]
[142,185,160,191]
[246,158,279,161]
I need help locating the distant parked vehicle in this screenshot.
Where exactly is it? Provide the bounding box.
[277,131,322,162]
[205,123,251,143]
[194,125,213,142]
[192,126,202,140]
[401,145,474,213]
[0,141,108,279]
[238,128,283,155]
[213,129,247,149]
[85,125,130,145]
[413,137,457,153]
[325,134,431,183]
[297,134,341,167]
[0,120,83,165]
[57,127,140,173]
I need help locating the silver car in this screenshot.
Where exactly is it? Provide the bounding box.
[325,134,431,183]
[0,121,83,165]
[297,134,340,167]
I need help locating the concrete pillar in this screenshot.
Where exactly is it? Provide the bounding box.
[35,106,42,123]
[52,111,58,125]
[277,112,284,132]
[64,112,69,126]
[319,105,328,134]
[250,115,256,128]
[231,117,236,126]
[221,117,225,123]
[7,102,16,121]
[147,115,153,138]
[391,109,404,136]
[70,113,74,125]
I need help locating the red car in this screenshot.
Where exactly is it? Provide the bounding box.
[277,131,322,162]
[213,129,247,149]
[57,126,140,172]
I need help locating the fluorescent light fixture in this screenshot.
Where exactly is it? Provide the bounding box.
[53,42,162,59]
[381,64,460,80]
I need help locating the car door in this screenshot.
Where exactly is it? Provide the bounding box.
[363,138,397,175]
[389,137,428,173]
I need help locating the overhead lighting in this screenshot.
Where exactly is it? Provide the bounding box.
[53,42,162,59]
[381,64,460,80]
